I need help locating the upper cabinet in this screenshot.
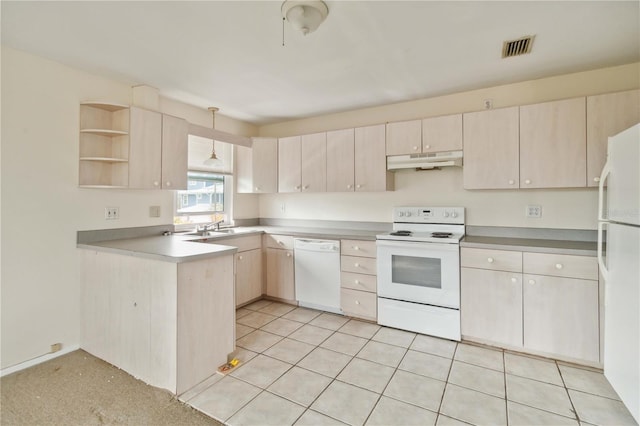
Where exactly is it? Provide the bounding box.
[128,107,188,190]
[355,124,394,192]
[236,137,278,193]
[79,102,130,188]
[278,136,302,192]
[463,107,519,190]
[326,128,355,192]
[422,114,463,153]
[586,89,640,187]
[519,97,586,189]
[301,132,327,192]
[386,119,422,155]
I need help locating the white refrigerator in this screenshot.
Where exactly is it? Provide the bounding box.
[598,123,640,423]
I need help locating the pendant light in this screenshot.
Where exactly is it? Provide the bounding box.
[203,107,222,166]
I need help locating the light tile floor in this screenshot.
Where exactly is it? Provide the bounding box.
[183,300,638,426]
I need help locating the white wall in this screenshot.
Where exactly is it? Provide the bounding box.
[258,63,640,228]
[0,47,258,369]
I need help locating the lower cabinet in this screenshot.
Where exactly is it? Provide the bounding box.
[264,235,296,302]
[80,250,235,395]
[461,247,600,365]
[235,249,263,306]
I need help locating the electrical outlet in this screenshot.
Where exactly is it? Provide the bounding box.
[149,206,161,218]
[280,203,286,213]
[105,207,119,220]
[483,99,493,110]
[50,343,62,353]
[526,205,542,218]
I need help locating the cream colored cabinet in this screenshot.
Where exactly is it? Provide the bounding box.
[463,107,520,189]
[236,249,263,307]
[354,124,394,192]
[422,114,463,153]
[520,97,587,188]
[586,89,640,187]
[264,234,295,301]
[278,136,302,192]
[301,132,327,192]
[386,119,422,155]
[326,128,355,192]
[460,247,523,347]
[79,102,130,188]
[80,250,235,395]
[340,239,377,321]
[129,108,188,190]
[236,137,278,194]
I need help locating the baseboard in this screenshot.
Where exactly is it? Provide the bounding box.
[1,344,81,377]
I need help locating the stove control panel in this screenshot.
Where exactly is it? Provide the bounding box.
[393,207,465,224]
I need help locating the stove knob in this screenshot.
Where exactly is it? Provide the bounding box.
[443,212,450,218]
[405,211,412,217]
[451,212,458,218]
[398,212,405,217]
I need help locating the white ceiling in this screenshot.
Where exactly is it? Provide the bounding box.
[2,1,639,125]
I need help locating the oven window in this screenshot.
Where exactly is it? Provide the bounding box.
[391,255,442,289]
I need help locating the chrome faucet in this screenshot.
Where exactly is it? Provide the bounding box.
[197,220,224,234]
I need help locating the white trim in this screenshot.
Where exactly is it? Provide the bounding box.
[1,344,81,377]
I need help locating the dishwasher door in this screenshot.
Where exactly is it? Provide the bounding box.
[294,239,342,314]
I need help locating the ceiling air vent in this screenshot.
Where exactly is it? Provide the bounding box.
[502,35,535,58]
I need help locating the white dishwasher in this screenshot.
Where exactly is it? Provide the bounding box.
[294,238,341,314]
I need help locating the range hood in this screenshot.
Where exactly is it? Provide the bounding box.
[387,151,463,171]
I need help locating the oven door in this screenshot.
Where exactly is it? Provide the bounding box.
[377,239,460,309]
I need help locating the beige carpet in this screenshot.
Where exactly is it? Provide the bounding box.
[1,350,221,425]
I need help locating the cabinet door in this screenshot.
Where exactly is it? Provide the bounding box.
[386,119,422,155]
[355,124,394,192]
[278,136,301,192]
[266,248,295,300]
[523,274,599,363]
[301,132,327,192]
[161,114,188,190]
[461,268,523,347]
[422,114,462,153]
[520,98,587,188]
[326,128,355,192]
[129,107,162,189]
[236,249,263,307]
[252,137,278,193]
[586,89,640,187]
[463,107,519,189]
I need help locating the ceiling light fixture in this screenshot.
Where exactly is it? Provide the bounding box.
[281,0,328,36]
[203,107,222,166]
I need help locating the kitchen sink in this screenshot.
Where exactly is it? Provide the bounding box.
[182,228,254,238]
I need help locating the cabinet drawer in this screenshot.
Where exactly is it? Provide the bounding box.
[523,252,598,280]
[461,247,522,272]
[341,271,377,293]
[341,255,376,275]
[264,234,295,250]
[217,235,261,252]
[341,288,377,321]
[341,239,377,258]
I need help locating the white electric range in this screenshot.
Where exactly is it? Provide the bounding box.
[376,206,465,341]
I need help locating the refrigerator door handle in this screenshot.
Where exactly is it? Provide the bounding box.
[598,160,611,221]
[597,221,609,281]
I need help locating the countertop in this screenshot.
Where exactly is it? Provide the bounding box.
[461,235,598,256]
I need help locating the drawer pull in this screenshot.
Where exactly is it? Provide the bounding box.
[412,146,419,151]
[239,255,243,260]
[303,185,310,189]
[593,177,600,183]
[425,144,431,149]
[511,277,518,283]
[487,257,494,263]
[528,279,536,285]
[555,263,563,270]
[165,181,171,187]
[354,279,360,285]
[508,179,515,185]
[286,253,291,257]
[355,300,360,305]
[353,246,360,251]
[525,179,531,185]
[354,263,360,268]
[356,184,362,189]
[153,181,160,187]
[347,184,352,189]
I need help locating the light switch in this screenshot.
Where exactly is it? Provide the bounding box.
[149,206,161,218]
[526,205,542,218]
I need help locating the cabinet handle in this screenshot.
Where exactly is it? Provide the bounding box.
[353,246,360,251]
[153,181,160,187]
[355,300,360,305]
[356,184,362,189]
[354,263,360,268]
[347,184,352,189]
[303,185,309,189]
[508,179,515,185]
[593,177,600,183]
[487,257,494,263]
[412,146,419,151]
[255,186,260,191]
[524,179,531,185]
[511,277,518,283]
[286,252,291,257]
[295,185,301,190]
[238,255,243,260]
[425,144,431,149]
[555,263,563,269]
[165,181,171,187]
[528,279,536,285]
[354,279,360,285]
